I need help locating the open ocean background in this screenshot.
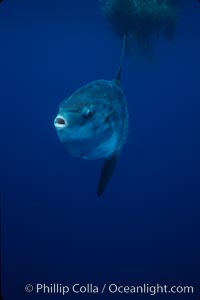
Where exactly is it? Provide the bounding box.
[0,0,200,299]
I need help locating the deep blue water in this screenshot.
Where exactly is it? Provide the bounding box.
[1,1,200,299]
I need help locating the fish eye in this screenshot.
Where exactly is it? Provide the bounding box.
[83,108,93,118]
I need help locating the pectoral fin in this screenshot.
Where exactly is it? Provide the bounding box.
[97,153,118,197]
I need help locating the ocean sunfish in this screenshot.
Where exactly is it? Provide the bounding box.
[54,37,129,196]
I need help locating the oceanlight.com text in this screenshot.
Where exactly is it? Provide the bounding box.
[25,283,195,296]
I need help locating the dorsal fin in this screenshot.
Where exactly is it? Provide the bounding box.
[114,35,127,82]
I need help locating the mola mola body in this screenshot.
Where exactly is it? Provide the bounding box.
[54,37,129,196]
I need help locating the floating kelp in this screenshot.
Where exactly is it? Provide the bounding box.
[100,0,178,56]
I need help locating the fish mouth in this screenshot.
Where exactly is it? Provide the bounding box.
[54,115,68,129]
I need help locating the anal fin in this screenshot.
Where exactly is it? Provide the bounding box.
[97,153,118,197]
